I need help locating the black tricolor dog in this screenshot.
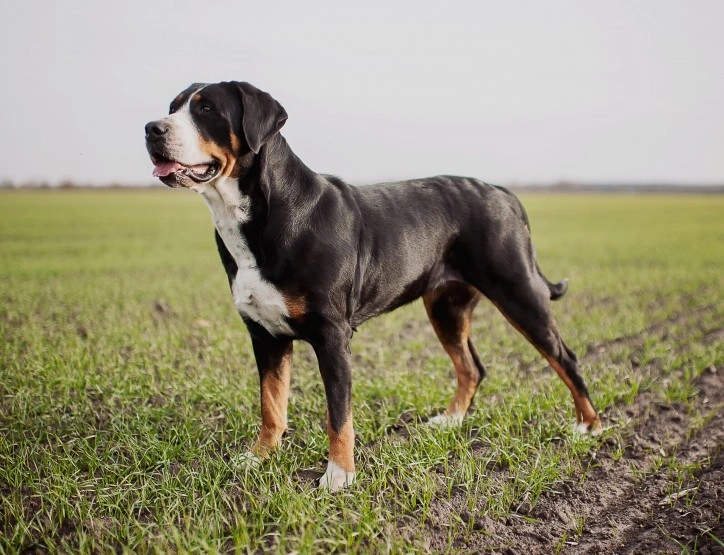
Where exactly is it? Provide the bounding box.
[145,81,603,491]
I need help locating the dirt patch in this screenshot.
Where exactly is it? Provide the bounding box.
[572,367,724,555]
[624,447,724,555]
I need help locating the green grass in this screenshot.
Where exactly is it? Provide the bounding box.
[1,190,722,552]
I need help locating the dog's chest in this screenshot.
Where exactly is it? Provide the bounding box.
[197,182,292,336]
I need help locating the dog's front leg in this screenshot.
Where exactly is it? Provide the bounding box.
[247,322,293,460]
[311,326,356,491]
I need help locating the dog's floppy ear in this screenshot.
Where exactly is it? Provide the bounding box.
[234,82,288,154]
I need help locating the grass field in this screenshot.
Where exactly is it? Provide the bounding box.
[1,189,722,553]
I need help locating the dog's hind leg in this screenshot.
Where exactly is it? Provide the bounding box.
[484,277,602,435]
[423,281,485,425]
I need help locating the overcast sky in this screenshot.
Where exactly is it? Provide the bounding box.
[1,1,722,186]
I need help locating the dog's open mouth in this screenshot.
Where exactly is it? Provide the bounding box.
[151,154,220,183]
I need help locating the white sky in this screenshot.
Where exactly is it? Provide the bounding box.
[1,1,722,186]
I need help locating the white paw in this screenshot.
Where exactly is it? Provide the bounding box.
[229,450,261,469]
[427,413,464,428]
[573,418,604,436]
[318,461,356,492]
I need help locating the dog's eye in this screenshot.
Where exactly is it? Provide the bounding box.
[200,104,213,113]
[169,106,176,114]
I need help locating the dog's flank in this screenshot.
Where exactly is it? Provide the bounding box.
[145,81,602,491]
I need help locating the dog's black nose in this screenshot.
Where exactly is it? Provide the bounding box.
[145,121,169,139]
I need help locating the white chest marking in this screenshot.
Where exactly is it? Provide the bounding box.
[194,178,293,336]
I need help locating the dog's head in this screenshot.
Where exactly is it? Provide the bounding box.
[145,82,287,188]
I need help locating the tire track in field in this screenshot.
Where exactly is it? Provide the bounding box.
[525,366,724,555]
[574,283,718,315]
[571,368,724,554]
[583,302,717,362]
[613,438,724,555]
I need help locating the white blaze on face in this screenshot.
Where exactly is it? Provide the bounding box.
[161,85,211,166]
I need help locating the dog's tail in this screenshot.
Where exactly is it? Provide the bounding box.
[538,267,569,301]
[495,184,570,302]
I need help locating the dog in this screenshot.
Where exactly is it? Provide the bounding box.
[144,81,603,491]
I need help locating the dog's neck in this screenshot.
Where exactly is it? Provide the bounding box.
[247,134,324,213]
[193,133,324,259]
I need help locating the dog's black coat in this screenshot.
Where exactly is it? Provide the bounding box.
[146,81,599,486]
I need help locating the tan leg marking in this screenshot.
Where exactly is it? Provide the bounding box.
[318,409,356,491]
[251,348,292,459]
[491,301,601,433]
[423,287,481,419]
[541,355,600,429]
[327,410,355,473]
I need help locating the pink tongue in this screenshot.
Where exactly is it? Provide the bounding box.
[153,160,185,177]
